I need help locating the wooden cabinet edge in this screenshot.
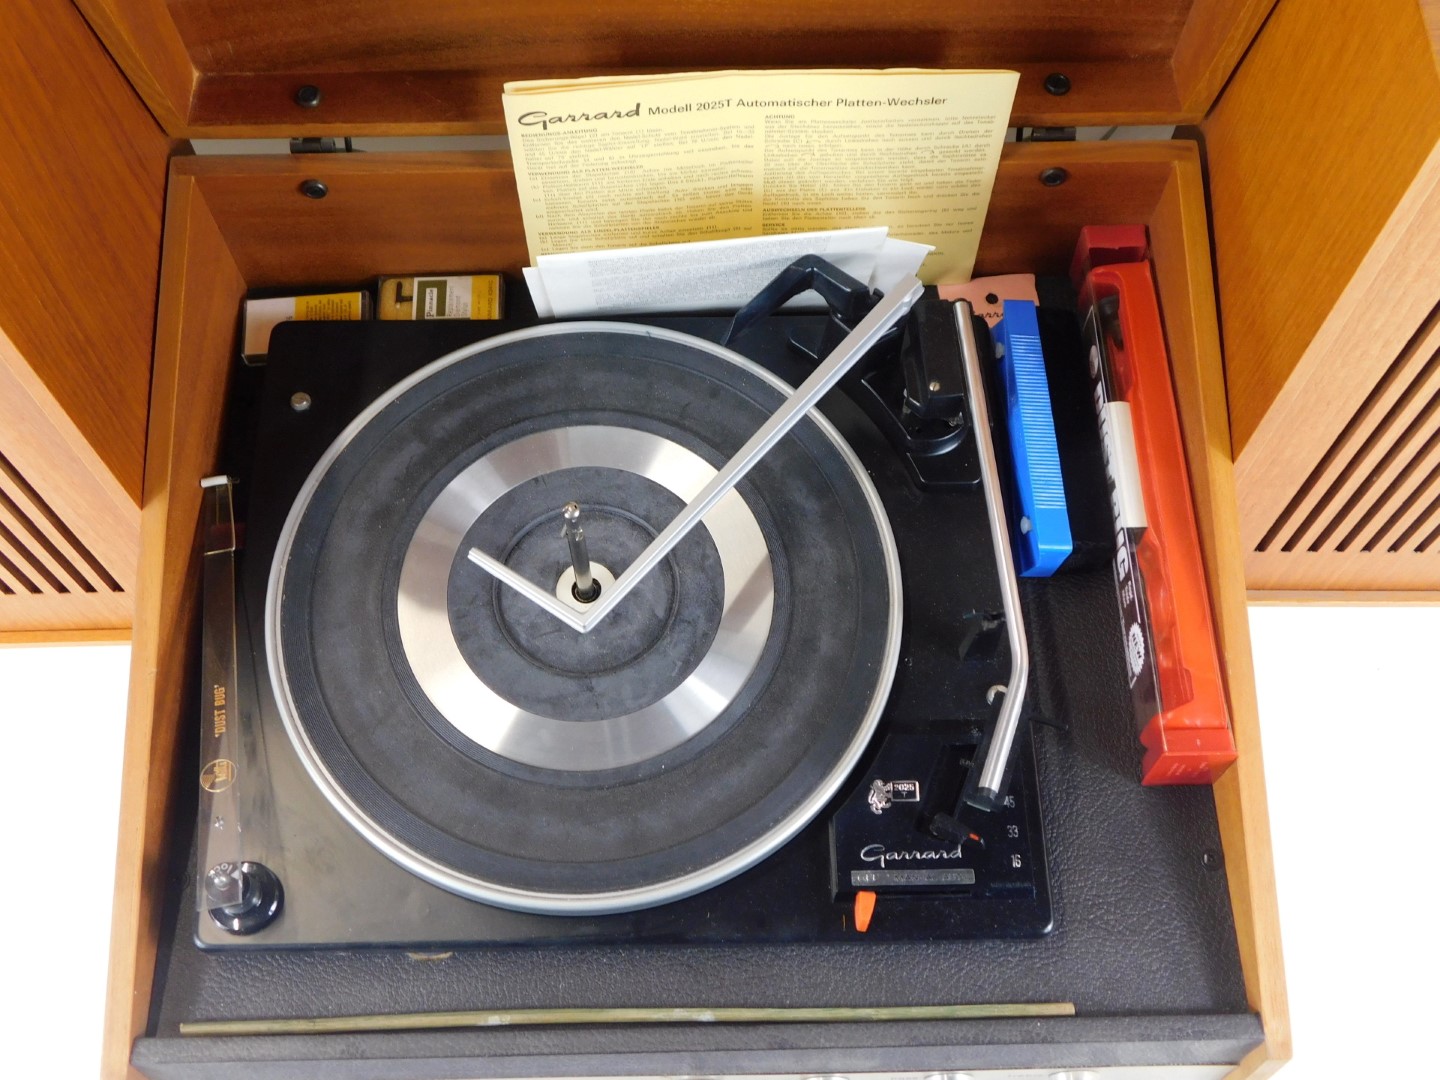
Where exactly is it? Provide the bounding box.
[1148,155,1292,1070]
[102,173,246,1080]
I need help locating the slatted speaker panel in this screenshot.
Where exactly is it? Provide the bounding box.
[0,449,128,631]
[1246,300,1440,592]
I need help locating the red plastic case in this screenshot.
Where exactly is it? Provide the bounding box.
[1073,228,1236,785]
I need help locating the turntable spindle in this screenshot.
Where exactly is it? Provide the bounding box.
[561,502,599,602]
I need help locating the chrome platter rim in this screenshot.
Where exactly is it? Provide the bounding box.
[265,321,903,914]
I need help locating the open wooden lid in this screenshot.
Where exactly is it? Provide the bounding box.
[77,0,1275,138]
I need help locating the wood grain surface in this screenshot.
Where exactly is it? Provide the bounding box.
[0,0,173,507]
[1207,0,1440,454]
[162,1,1192,75]
[188,152,530,283]
[72,0,196,133]
[1204,0,1440,592]
[1237,144,1440,591]
[1248,589,1440,604]
[181,141,1186,283]
[1258,304,1440,553]
[101,174,247,1080]
[82,0,1263,136]
[0,328,135,631]
[0,626,131,645]
[980,142,1178,274]
[1173,0,1278,115]
[1146,157,1290,1079]
[182,59,1190,138]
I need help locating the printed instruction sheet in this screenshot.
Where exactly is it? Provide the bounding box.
[503,69,1018,284]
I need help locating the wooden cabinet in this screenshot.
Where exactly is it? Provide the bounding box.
[117,139,1290,1080]
[1203,0,1440,595]
[0,0,1333,1077]
[0,1,171,634]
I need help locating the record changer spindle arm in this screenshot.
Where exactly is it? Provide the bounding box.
[465,275,925,633]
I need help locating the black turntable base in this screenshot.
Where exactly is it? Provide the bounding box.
[199,309,1056,947]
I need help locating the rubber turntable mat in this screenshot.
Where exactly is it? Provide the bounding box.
[143,318,1254,1068]
[272,330,893,899]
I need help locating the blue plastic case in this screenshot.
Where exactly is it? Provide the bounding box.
[993,299,1072,576]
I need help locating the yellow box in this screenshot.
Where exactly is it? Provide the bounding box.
[377,274,505,321]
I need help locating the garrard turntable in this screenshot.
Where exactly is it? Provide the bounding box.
[144,259,1259,1074]
[192,262,1058,946]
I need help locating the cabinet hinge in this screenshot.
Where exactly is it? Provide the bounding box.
[289,137,357,155]
[1015,126,1077,142]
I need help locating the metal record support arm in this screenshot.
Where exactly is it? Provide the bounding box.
[953,302,1031,811]
[197,476,283,935]
[466,275,925,633]
[198,476,245,906]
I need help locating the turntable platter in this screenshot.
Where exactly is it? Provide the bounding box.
[267,323,901,914]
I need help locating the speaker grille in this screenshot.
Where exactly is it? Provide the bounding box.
[0,450,123,598]
[1254,299,1440,559]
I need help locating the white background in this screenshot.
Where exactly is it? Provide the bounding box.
[1,604,1436,1077]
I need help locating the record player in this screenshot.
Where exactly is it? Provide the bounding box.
[15,4,1336,1074]
[90,89,1286,1080]
[130,257,1261,1080]
[192,265,1057,949]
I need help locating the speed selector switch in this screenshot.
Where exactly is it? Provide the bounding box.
[206,861,284,935]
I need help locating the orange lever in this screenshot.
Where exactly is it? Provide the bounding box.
[853,890,877,933]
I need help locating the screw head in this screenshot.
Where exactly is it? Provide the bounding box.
[1039,167,1069,187]
[299,178,328,200]
[290,392,312,412]
[294,84,322,108]
[1202,848,1223,871]
[928,379,941,392]
[1043,72,1072,96]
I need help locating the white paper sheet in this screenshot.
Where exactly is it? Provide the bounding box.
[521,266,556,319]
[870,238,935,293]
[531,228,891,318]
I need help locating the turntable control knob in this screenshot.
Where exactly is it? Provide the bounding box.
[205,860,283,935]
